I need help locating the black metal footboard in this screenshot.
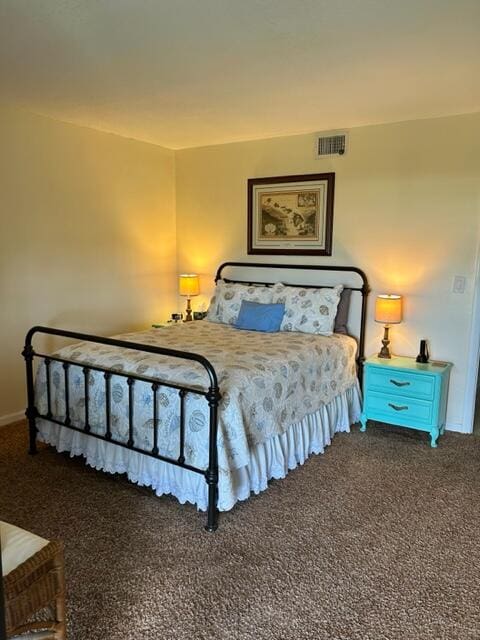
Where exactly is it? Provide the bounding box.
[22,326,221,532]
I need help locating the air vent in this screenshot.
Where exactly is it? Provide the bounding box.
[317,132,348,157]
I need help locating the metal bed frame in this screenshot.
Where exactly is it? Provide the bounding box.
[23,262,370,533]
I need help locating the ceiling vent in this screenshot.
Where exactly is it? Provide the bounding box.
[316,131,348,157]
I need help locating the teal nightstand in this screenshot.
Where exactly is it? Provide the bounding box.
[360,355,452,447]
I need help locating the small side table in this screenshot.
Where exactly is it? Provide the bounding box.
[1,521,66,638]
[360,355,452,447]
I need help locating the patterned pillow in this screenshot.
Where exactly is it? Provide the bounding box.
[272,283,343,335]
[206,280,274,325]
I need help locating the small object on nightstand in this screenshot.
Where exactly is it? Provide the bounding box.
[374,294,403,358]
[416,339,429,363]
[171,313,183,323]
[193,311,207,320]
[360,355,452,448]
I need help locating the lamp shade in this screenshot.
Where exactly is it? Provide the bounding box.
[375,294,402,324]
[179,274,200,297]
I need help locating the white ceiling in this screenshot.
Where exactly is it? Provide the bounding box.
[1,0,479,149]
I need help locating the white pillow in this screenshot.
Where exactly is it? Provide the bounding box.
[206,280,273,325]
[272,283,343,335]
[0,521,49,575]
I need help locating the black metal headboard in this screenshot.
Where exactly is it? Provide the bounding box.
[215,261,370,387]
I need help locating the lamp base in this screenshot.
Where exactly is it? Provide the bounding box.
[377,325,391,359]
[184,298,193,322]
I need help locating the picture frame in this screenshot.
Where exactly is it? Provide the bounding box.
[247,173,335,256]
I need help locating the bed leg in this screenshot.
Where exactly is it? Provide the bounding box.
[23,343,38,455]
[205,386,220,532]
[205,471,218,533]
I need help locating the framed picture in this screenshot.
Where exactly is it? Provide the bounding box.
[247,173,335,256]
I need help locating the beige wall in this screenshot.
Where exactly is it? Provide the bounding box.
[2,109,479,431]
[176,113,480,431]
[0,108,176,422]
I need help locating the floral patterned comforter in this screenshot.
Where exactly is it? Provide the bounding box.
[35,321,358,474]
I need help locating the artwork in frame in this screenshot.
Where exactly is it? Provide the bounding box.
[247,173,335,256]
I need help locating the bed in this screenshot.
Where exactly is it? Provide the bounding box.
[23,262,370,531]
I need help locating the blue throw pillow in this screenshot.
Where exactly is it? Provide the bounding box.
[235,301,285,332]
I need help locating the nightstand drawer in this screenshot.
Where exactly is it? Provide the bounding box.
[366,391,433,425]
[368,368,435,400]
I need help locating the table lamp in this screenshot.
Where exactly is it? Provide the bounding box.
[179,274,200,322]
[375,294,403,358]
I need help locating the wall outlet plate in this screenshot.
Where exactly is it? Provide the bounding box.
[453,275,466,293]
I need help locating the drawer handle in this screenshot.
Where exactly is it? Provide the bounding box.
[389,379,410,387]
[388,403,409,411]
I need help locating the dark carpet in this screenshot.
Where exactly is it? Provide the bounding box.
[1,421,479,640]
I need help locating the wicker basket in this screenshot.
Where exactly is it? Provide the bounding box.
[4,539,66,639]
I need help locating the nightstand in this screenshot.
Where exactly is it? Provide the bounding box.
[360,355,452,447]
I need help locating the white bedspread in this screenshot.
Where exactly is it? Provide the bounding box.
[35,322,358,480]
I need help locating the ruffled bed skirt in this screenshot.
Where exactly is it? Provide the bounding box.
[37,382,362,511]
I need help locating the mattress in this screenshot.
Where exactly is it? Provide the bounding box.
[35,321,361,510]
